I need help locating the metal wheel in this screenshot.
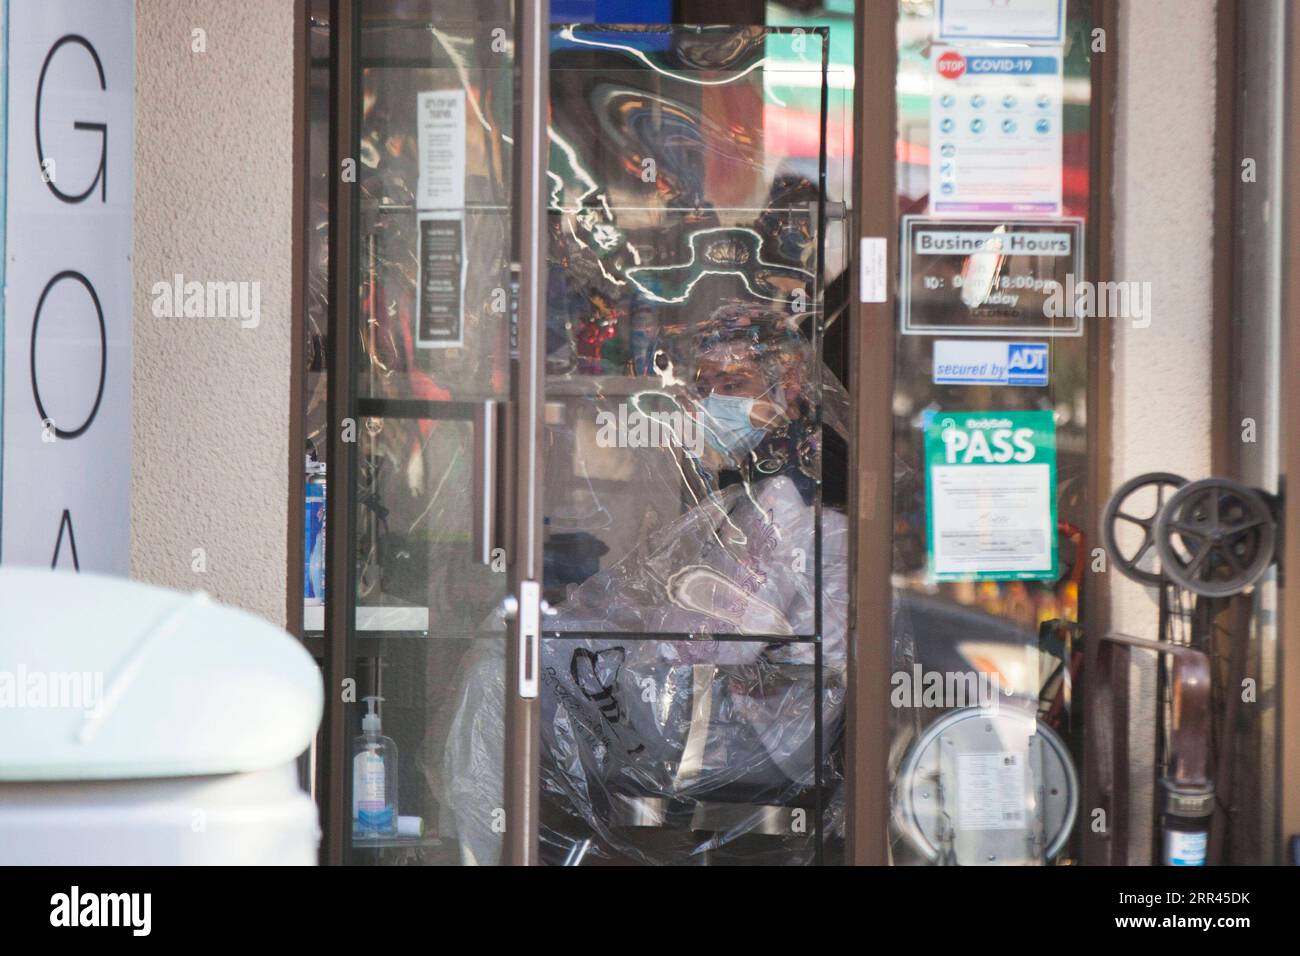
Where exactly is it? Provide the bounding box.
[1102,472,1187,586]
[1153,478,1275,597]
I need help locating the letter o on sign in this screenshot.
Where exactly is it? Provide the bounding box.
[30,270,107,439]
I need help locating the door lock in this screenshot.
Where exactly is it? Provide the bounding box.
[501,583,554,700]
[498,592,556,620]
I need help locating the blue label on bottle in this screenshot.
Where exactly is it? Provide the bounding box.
[356,806,395,832]
[304,478,326,602]
[1167,830,1207,866]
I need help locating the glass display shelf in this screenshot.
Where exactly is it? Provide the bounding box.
[303,603,430,633]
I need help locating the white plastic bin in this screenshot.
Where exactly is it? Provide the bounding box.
[0,569,323,865]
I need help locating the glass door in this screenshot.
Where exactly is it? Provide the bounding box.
[320,4,840,866]
[532,23,839,865]
[324,0,546,866]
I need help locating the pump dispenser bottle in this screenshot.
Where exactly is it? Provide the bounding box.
[352,695,398,837]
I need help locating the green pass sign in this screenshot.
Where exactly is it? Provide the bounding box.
[924,410,1058,582]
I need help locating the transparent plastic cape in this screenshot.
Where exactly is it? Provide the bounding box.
[436,473,847,865]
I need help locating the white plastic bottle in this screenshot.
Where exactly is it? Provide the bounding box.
[352,695,398,837]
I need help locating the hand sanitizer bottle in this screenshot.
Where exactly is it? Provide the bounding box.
[352,695,398,838]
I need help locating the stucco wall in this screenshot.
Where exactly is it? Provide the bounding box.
[131,0,294,626]
[1109,0,1218,862]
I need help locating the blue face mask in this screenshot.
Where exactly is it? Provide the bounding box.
[699,393,767,457]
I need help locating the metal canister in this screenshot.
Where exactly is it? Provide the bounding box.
[304,458,327,605]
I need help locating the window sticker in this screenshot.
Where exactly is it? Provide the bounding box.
[933,340,1049,387]
[958,751,1029,831]
[924,410,1058,581]
[901,217,1085,337]
[930,45,1063,217]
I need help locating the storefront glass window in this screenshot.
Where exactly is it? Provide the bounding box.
[888,0,1094,865]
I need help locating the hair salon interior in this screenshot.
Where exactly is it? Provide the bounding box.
[0,0,1297,874]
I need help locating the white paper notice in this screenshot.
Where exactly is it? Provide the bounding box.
[929,462,1053,576]
[859,236,887,303]
[937,0,1065,44]
[416,89,466,210]
[958,751,1028,830]
[930,46,1063,216]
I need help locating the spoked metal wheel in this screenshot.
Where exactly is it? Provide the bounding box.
[1102,472,1187,586]
[1153,478,1275,598]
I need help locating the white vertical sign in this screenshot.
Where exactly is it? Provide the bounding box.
[2,1,134,572]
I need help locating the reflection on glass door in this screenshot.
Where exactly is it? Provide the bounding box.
[533,24,840,865]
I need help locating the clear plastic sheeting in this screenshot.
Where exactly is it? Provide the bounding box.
[437,477,847,865]
[547,474,833,642]
[540,636,845,865]
[540,475,848,864]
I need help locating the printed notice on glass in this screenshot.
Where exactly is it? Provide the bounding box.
[900,217,1084,337]
[416,212,465,349]
[924,410,1057,581]
[416,89,466,210]
[937,0,1066,44]
[930,46,1063,216]
[958,752,1028,831]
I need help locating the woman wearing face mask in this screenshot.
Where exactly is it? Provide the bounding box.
[688,301,848,512]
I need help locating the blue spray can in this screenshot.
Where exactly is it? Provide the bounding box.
[304,458,327,605]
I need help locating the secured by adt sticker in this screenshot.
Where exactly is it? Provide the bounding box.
[934,340,1049,387]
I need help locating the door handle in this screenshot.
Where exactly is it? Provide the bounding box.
[471,400,504,565]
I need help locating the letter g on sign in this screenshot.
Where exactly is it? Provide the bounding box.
[36,34,109,204]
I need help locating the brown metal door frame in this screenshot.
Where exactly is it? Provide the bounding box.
[504,0,549,867]
[322,0,359,867]
[845,0,897,866]
[1079,0,1120,867]
[1279,0,1300,862]
[289,1,309,652]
